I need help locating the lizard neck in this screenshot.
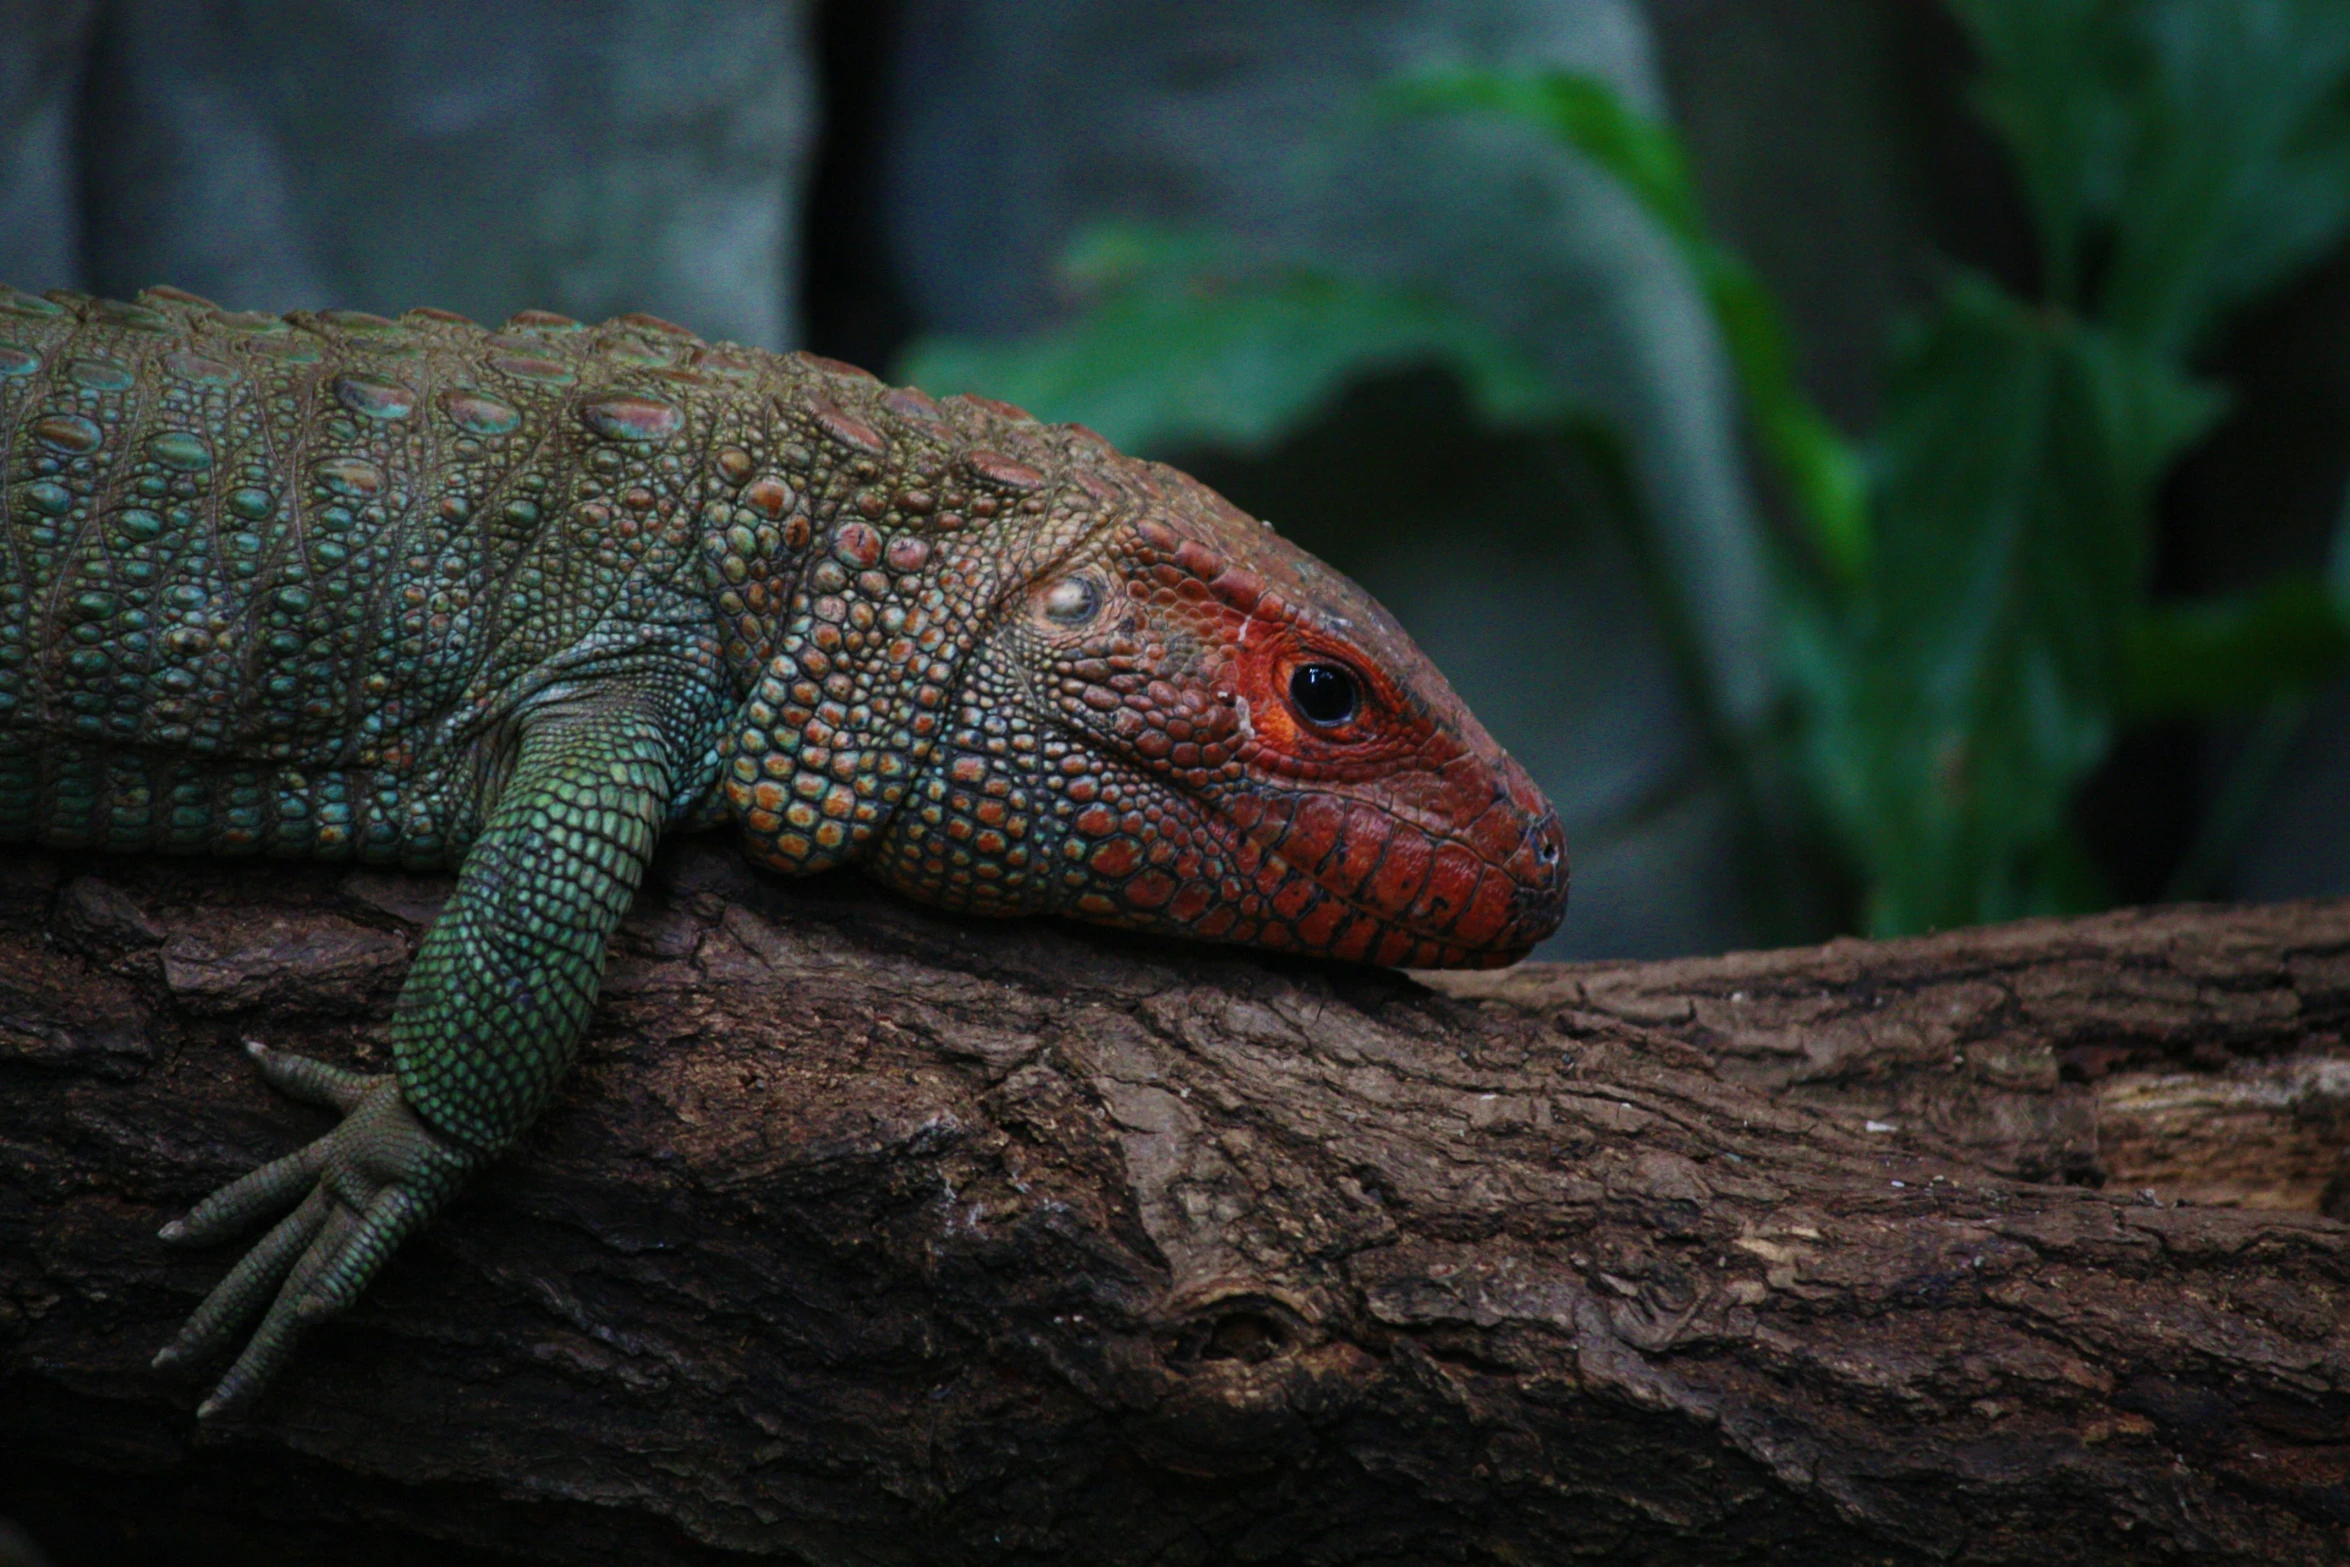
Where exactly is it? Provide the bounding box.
[699,359,1119,876]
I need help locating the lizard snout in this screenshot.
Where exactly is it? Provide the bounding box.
[1506,808,1571,946]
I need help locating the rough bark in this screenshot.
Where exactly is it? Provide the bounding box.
[3,844,2349,1566]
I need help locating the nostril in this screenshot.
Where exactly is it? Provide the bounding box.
[1537,837,1559,866]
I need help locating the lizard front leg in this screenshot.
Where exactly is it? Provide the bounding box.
[152,685,703,1418]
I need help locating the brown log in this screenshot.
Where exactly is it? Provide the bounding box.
[3,843,2349,1565]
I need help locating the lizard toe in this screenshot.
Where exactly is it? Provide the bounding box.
[246,1040,379,1113]
[156,1059,479,1417]
[155,1185,331,1373]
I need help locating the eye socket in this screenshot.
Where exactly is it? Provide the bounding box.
[1041,573,1103,626]
[1288,662,1359,727]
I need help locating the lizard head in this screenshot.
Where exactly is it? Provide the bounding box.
[863,445,1569,969]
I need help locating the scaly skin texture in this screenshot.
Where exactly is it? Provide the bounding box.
[0,281,1567,1416]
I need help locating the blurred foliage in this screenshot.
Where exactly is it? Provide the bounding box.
[903,227,1572,456]
[902,0,2350,941]
[1799,0,2350,932]
[1383,71,1871,588]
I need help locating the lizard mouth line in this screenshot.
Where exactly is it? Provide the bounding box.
[1231,803,1546,954]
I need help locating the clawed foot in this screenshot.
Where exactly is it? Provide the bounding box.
[153,1041,478,1419]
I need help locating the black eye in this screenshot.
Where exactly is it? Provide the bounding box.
[1289,663,1358,726]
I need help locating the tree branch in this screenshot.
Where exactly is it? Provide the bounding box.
[4,845,2348,1565]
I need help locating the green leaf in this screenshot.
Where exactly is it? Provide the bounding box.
[897,225,1568,457]
[1952,0,2350,352]
[2101,0,2350,353]
[1945,0,2133,304]
[1384,72,1707,245]
[1391,69,1870,586]
[2123,577,2350,718]
[1795,278,2224,932]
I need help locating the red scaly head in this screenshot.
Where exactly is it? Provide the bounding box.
[866,435,1569,969]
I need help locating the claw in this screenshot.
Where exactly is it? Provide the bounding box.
[247,1039,376,1112]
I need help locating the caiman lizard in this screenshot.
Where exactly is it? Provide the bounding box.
[0,284,1568,1416]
